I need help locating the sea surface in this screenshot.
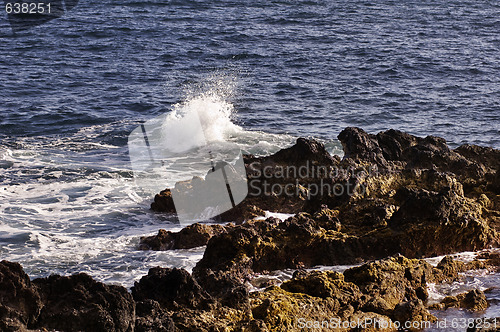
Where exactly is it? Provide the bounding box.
[0,0,499,326]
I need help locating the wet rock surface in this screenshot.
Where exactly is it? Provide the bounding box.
[1,253,499,331]
[33,273,135,332]
[3,128,499,331]
[131,267,213,311]
[0,261,135,332]
[138,223,227,250]
[0,260,42,332]
[430,289,489,312]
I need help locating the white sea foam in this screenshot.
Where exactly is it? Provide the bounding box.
[254,211,295,221]
[166,94,242,149]
[0,83,343,288]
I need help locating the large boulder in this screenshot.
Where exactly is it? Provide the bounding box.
[0,261,42,331]
[131,267,213,311]
[33,273,135,332]
[343,256,433,316]
[151,137,340,222]
[194,203,496,279]
[338,127,484,178]
[138,223,227,250]
[193,268,250,311]
[431,289,489,312]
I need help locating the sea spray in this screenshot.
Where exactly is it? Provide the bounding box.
[162,93,243,153]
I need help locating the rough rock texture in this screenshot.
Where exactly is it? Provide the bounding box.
[151,137,341,222]
[33,273,135,332]
[138,223,227,250]
[193,207,496,282]
[131,267,213,311]
[430,289,489,312]
[135,300,175,332]
[183,129,499,281]
[194,268,251,311]
[141,127,500,330]
[392,300,435,331]
[151,188,176,214]
[476,249,500,268]
[0,261,136,332]
[248,255,454,331]
[0,260,42,332]
[2,254,497,332]
[150,129,498,269]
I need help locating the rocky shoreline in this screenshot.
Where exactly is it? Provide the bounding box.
[2,127,499,331]
[1,252,499,331]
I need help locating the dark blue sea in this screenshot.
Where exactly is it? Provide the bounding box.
[0,0,499,325]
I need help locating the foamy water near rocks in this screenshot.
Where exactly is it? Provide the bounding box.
[2,127,499,331]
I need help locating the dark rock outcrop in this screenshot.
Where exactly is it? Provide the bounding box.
[132,267,213,311]
[139,223,227,250]
[193,206,495,280]
[194,268,250,311]
[110,127,500,330]
[430,289,489,312]
[0,261,136,332]
[1,253,497,332]
[33,273,135,332]
[151,137,341,222]
[338,127,485,179]
[151,188,176,214]
[0,260,42,332]
[392,300,436,331]
[182,128,499,279]
[135,300,175,332]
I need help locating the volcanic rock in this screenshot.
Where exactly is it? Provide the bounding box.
[33,273,135,332]
[0,261,42,332]
[135,300,175,332]
[432,289,489,312]
[138,223,227,250]
[131,267,213,311]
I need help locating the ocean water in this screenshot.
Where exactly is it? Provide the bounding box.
[0,0,499,326]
